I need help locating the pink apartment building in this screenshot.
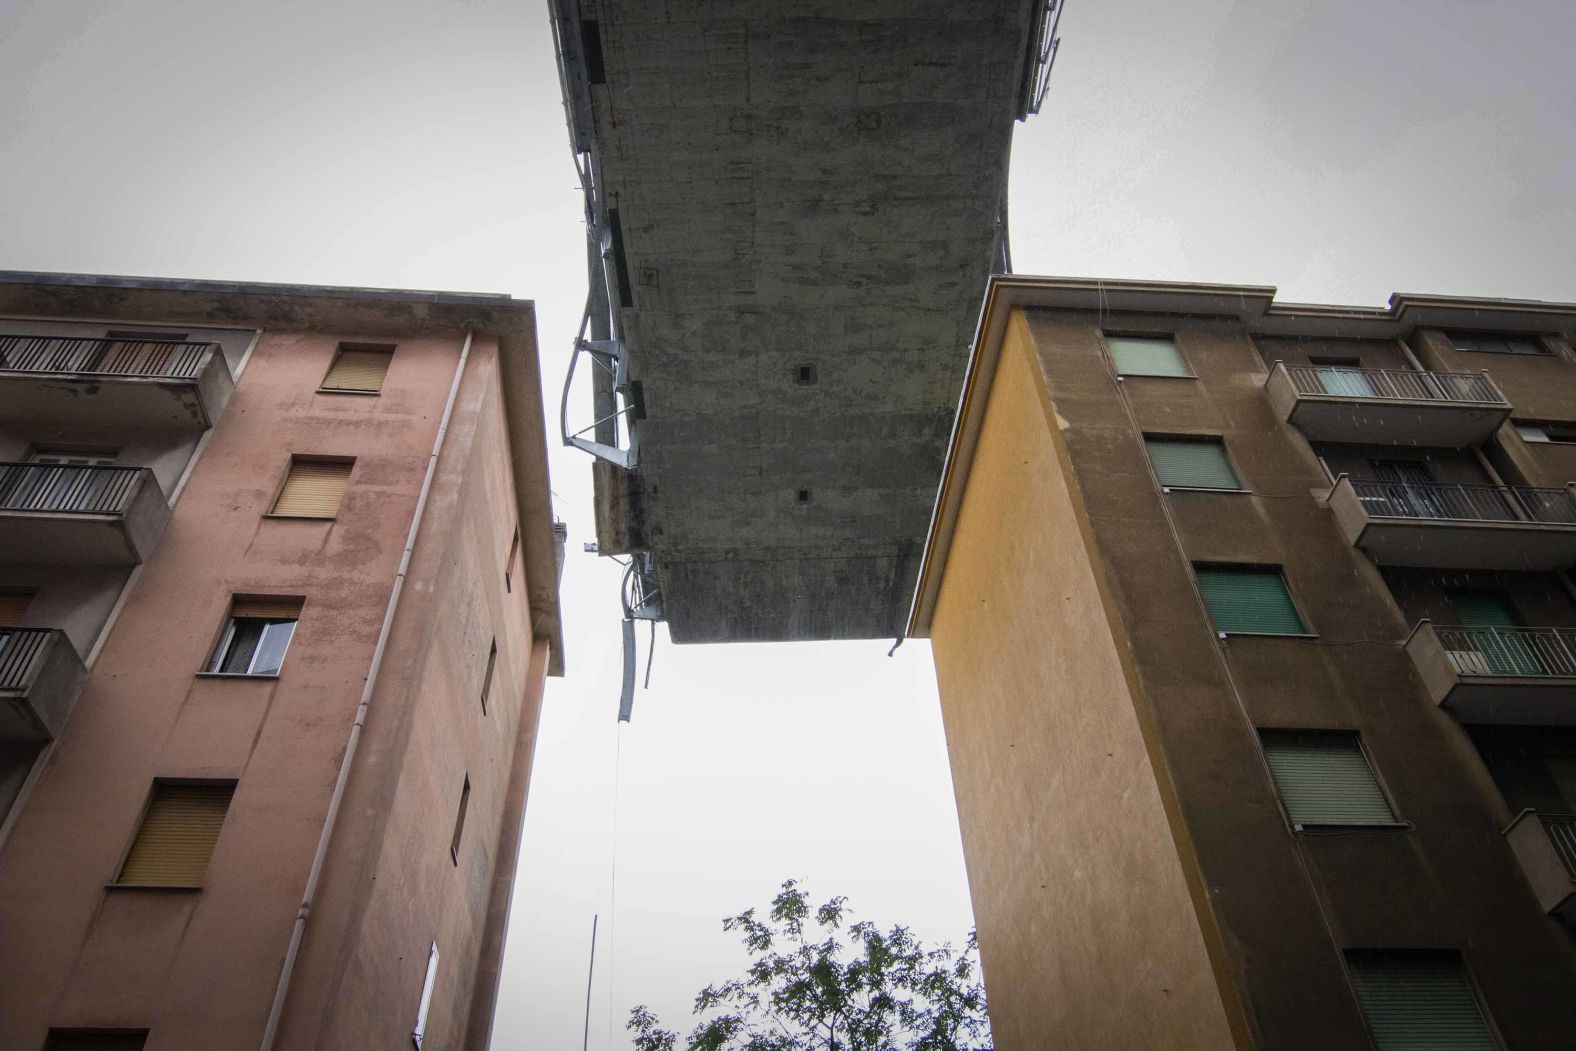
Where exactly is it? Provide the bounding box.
[0,273,565,1050]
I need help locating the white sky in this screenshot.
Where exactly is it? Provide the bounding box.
[1,1,1571,1048]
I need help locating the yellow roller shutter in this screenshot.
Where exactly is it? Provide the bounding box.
[0,591,33,626]
[229,597,303,621]
[272,459,352,518]
[321,347,393,392]
[117,782,235,886]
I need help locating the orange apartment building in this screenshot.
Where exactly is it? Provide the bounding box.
[0,273,564,1050]
[909,276,1576,1049]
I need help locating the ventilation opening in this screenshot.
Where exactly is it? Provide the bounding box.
[796,489,811,504]
[795,364,817,386]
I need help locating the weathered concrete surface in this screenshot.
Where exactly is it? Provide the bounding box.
[577,1,1038,642]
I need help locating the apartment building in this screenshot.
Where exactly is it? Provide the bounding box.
[907,276,1576,1049]
[0,273,564,1050]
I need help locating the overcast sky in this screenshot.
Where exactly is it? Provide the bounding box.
[1,1,1572,1048]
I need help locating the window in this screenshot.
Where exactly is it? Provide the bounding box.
[1194,565,1307,635]
[450,776,470,864]
[1451,333,1546,356]
[505,529,520,593]
[0,589,34,626]
[1144,436,1242,491]
[116,781,235,887]
[1105,335,1191,378]
[1259,731,1397,827]
[412,941,440,1049]
[1345,952,1497,1050]
[1516,422,1576,444]
[44,1030,149,1051]
[271,458,352,518]
[320,344,394,393]
[481,640,497,715]
[208,597,301,675]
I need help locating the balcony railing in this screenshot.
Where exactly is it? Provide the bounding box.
[0,462,145,515]
[1546,814,1576,878]
[1350,479,1576,525]
[0,334,214,380]
[0,627,51,691]
[1283,364,1504,404]
[1434,625,1576,678]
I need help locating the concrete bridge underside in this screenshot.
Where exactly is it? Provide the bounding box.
[563,1,1043,643]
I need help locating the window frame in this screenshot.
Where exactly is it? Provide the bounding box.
[202,598,303,677]
[1257,728,1406,831]
[1515,420,1576,445]
[318,342,395,395]
[1448,333,1549,357]
[1143,433,1249,493]
[1102,332,1195,379]
[1192,563,1315,638]
[450,775,471,865]
[480,640,497,715]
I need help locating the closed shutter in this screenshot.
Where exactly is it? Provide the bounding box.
[1259,731,1396,825]
[1346,952,1497,1050]
[1146,438,1241,490]
[229,597,303,621]
[117,783,235,886]
[321,347,392,392]
[0,590,32,626]
[1195,567,1307,635]
[1106,336,1191,377]
[272,459,351,518]
[1446,592,1518,628]
[45,1031,148,1051]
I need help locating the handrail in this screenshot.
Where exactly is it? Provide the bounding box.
[1348,478,1576,525]
[1542,813,1576,877]
[0,462,144,514]
[0,627,52,690]
[1429,623,1576,677]
[0,334,215,380]
[1282,363,1506,404]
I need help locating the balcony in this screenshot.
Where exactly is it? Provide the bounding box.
[0,627,86,741]
[1266,363,1510,447]
[1504,810,1576,924]
[1327,476,1576,570]
[1406,621,1576,723]
[0,463,170,564]
[0,334,233,429]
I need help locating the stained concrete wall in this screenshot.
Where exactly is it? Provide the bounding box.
[0,328,551,1048]
[933,302,1576,1047]
[928,310,1241,1050]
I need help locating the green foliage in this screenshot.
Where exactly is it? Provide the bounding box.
[627,880,991,1051]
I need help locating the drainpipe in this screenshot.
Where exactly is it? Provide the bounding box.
[259,330,473,1050]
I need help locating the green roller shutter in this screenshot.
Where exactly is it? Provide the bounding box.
[1195,567,1307,635]
[1106,336,1191,377]
[1145,437,1241,490]
[1346,952,1497,1050]
[1259,731,1396,826]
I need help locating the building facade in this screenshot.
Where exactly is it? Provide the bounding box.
[0,274,564,1050]
[908,276,1576,1049]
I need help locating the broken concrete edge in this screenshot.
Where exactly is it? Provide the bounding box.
[905,273,1576,640]
[0,269,566,676]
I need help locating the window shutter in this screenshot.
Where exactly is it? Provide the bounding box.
[1346,953,1497,1050]
[1146,438,1241,490]
[321,348,392,392]
[45,1032,148,1051]
[229,597,303,621]
[1259,731,1396,826]
[1195,567,1306,635]
[0,591,33,626]
[1106,336,1190,377]
[272,460,351,518]
[118,783,235,886]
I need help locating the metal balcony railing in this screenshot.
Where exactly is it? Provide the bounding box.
[0,627,51,690]
[0,334,214,380]
[1350,479,1576,524]
[0,462,144,514]
[1545,814,1576,878]
[1284,365,1505,404]
[1434,625,1576,678]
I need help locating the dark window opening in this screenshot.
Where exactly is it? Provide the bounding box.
[796,489,811,504]
[795,364,817,386]
[481,640,497,715]
[450,776,470,865]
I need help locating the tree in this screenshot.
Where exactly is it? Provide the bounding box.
[626,880,992,1051]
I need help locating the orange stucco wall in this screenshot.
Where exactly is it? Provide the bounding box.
[928,311,1240,1050]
